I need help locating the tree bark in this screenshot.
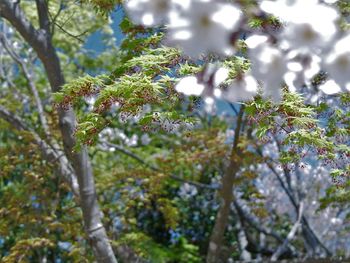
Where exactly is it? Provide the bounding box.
[0,1,117,262]
[206,106,245,263]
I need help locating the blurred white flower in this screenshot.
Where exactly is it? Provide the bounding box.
[161,119,173,132]
[245,34,269,49]
[117,131,128,141]
[323,34,350,91]
[85,96,96,111]
[176,64,229,113]
[141,133,151,145]
[222,74,258,102]
[178,183,198,198]
[284,52,322,91]
[319,80,341,95]
[167,0,242,58]
[124,0,187,26]
[214,67,230,87]
[283,71,304,93]
[175,76,205,96]
[324,0,338,3]
[176,64,228,98]
[99,127,115,140]
[109,147,116,152]
[126,134,139,147]
[330,217,343,225]
[248,39,287,102]
[261,0,339,54]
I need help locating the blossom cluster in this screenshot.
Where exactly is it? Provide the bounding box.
[124,0,350,104]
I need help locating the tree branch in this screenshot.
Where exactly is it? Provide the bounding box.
[271,202,304,261]
[48,0,64,36]
[35,0,51,33]
[0,31,51,138]
[0,1,48,54]
[228,102,239,116]
[233,199,299,258]
[52,21,87,43]
[256,145,331,257]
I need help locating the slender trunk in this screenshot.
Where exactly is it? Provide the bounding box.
[206,106,245,263]
[0,1,117,262]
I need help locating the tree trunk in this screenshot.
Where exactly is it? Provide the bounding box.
[206,106,245,263]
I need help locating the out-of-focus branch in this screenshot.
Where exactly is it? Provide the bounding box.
[0,1,48,55]
[228,102,239,116]
[0,31,51,138]
[52,21,87,42]
[48,0,64,36]
[233,199,299,258]
[35,0,51,33]
[271,202,304,261]
[256,144,331,256]
[0,30,28,100]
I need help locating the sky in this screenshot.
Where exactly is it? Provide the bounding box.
[85,7,125,52]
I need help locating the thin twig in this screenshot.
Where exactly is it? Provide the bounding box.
[53,21,89,43]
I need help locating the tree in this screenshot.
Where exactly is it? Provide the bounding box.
[0,1,117,262]
[1,0,349,262]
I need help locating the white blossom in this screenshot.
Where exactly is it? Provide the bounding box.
[247,38,287,101]
[125,0,348,101]
[323,34,350,91]
[178,183,198,198]
[141,133,151,145]
[319,79,342,95]
[222,74,258,102]
[260,0,339,54]
[124,0,187,27]
[126,134,138,147]
[175,64,228,98]
[175,76,205,96]
[85,96,96,111]
[284,52,322,91]
[176,64,229,113]
[324,0,339,3]
[245,35,269,49]
[166,0,242,58]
